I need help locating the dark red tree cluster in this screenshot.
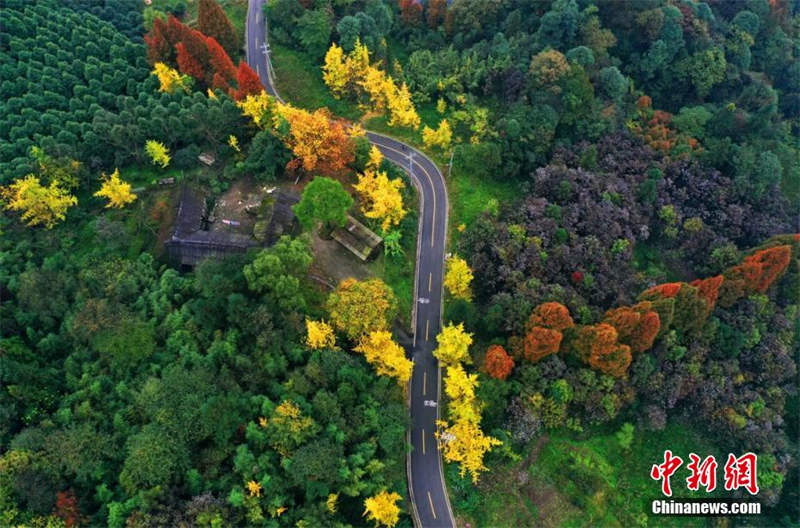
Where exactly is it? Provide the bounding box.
[144,15,261,100]
[399,0,423,26]
[198,0,239,58]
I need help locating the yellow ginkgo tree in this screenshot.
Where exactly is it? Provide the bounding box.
[145,140,171,168]
[152,62,189,93]
[433,322,473,366]
[94,169,136,209]
[353,170,407,232]
[443,255,473,300]
[305,319,335,350]
[2,175,77,228]
[322,39,420,130]
[363,490,402,528]
[354,330,413,385]
[422,119,453,151]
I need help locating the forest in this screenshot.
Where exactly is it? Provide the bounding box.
[1,0,798,527]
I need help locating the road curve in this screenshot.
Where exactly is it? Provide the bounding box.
[246,2,455,526]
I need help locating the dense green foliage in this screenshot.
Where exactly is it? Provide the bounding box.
[2,0,799,525]
[266,0,799,523]
[1,2,410,526]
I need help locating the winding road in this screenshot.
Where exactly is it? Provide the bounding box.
[246,1,455,526]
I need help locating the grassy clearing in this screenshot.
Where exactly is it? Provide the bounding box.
[270,44,362,120]
[447,160,517,247]
[450,421,727,528]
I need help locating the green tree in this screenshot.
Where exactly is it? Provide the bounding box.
[241,130,290,181]
[243,235,313,311]
[296,9,332,60]
[293,176,353,231]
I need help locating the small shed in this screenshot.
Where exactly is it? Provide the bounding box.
[331,215,383,261]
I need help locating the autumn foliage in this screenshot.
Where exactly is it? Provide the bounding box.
[55,490,81,528]
[528,302,575,331]
[275,104,357,175]
[570,323,632,378]
[602,301,661,353]
[144,15,249,98]
[198,0,238,58]
[484,345,514,380]
[719,246,792,306]
[235,62,263,100]
[640,281,709,333]
[322,40,420,129]
[522,302,574,363]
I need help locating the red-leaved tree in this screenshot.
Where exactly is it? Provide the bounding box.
[176,41,205,81]
[235,61,263,100]
[207,36,237,84]
[198,0,239,58]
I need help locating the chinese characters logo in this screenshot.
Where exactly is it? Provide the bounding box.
[651,451,759,496]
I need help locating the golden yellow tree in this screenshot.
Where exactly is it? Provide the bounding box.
[367,145,384,169]
[422,119,453,150]
[323,43,349,98]
[360,66,390,112]
[353,170,407,231]
[436,419,501,483]
[144,140,170,168]
[2,175,77,228]
[348,38,371,81]
[386,82,420,129]
[444,255,473,300]
[326,278,398,340]
[326,493,339,513]
[305,319,336,349]
[363,490,402,528]
[94,169,137,209]
[228,135,241,152]
[444,365,482,424]
[237,91,274,128]
[355,330,413,384]
[433,322,473,366]
[152,62,188,93]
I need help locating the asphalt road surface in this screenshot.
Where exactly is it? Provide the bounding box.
[246,1,455,526]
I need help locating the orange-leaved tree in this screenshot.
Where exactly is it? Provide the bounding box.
[719,245,792,306]
[602,301,661,354]
[522,302,574,362]
[275,104,357,175]
[484,344,514,380]
[569,323,632,378]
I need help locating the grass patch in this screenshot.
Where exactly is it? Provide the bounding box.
[270,44,362,120]
[447,161,517,246]
[451,420,729,528]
